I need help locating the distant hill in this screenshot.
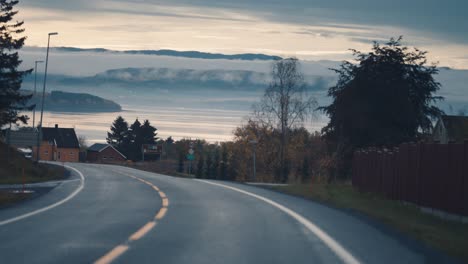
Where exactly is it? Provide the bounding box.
[24,90,121,113]
[53,47,283,61]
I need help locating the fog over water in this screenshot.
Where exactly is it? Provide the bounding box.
[18,49,468,144]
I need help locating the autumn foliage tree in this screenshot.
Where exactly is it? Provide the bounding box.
[254,58,317,182]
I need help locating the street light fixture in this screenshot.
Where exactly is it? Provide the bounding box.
[35,32,58,162]
[32,60,44,129]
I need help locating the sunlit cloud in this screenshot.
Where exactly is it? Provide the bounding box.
[14,0,468,68]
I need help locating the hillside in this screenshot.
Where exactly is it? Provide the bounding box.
[25,90,122,113]
[54,47,283,61]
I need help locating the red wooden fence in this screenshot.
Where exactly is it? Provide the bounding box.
[352,142,468,216]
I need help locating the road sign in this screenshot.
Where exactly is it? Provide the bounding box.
[142,144,162,154]
[187,153,195,161]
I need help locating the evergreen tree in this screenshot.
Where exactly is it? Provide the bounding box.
[106,116,129,154]
[205,153,213,179]
[166,136,174,144]
[128,118,142,161]
[320,37,444,177]
[196,155,205,179]
[178,151,185,173]
[0,0,32,126]
[140,119,158,144]
[212,148,220,179]
[220,144,228,180]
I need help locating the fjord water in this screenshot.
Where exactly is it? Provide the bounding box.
[23,87,327,143]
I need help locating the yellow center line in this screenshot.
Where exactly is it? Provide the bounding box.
[162,198,169,207]
[94,172,169,264]
[94,245,129,264]
[155,207,168,220]
[129,221,157,241]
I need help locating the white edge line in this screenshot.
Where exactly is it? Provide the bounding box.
[0,164,85,226]
[196,180,361,264]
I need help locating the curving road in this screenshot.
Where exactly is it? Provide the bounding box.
[0,163,457,264]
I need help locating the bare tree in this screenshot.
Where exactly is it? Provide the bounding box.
[78,135,88,152]
[254,58,317,182]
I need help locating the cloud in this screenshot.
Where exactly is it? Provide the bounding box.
[16,0,468,69]
[19,0,468,44]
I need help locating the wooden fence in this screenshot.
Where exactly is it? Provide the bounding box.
[352,142,468,216]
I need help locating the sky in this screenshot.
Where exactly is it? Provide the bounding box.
[15,0,468,69]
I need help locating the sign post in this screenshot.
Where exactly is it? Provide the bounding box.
[141,144,163,162]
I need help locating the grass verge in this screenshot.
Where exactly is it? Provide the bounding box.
[270,183,468,263]
[0,190,33,208]
[0,141,68,185]
[127,160,194,179]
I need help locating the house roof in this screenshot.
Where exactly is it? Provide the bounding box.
[42,126,79,148]
[87,143,109,152]
[87,143,127,159]
[440,115,468,142]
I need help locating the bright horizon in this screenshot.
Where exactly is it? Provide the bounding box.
[16,0,468,69]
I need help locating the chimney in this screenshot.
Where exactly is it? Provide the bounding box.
[55,124,58,129]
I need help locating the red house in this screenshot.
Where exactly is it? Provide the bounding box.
[86,143,126,163]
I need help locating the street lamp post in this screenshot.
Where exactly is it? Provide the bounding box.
[249,140,258,182]
[32,60,44,129]
[35,32,58,162]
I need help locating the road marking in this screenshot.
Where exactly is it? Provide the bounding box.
[197,180,361,264]
[129,221,157,241]
[94,245,129,264]
[155,207,167,220]
[0,164,85,226]
[162,198,169,207]
[94,172,169,264]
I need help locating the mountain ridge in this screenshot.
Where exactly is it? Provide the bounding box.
[49,47,283,61]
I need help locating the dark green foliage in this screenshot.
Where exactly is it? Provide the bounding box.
[107,116,158,161]
[320,37,444,177]
[196,155,204,179]
[205,154,212,179]
[220,144,228,180]
[300,156,310,182]
[107,116,129,154]
[177,151,184,173]
[0,0,32,126]
[212,148,220,179]
[321,37,443,148]
[166,136,174,144]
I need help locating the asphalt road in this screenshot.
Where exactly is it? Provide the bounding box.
[0,163,457,264]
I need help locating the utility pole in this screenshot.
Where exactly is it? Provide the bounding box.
[32,60,44,129]
[35,32,58,163]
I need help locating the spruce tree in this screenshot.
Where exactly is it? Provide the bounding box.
[106,116,129,154]
[0,0,32,126]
